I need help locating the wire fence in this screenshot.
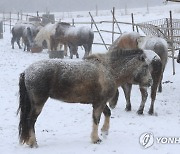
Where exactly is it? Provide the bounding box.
[0,9,180,74]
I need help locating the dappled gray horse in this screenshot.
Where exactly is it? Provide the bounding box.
[18,48,152,148]
[109,32,167,115]
[54,22,94,59]
[11,23,39,51]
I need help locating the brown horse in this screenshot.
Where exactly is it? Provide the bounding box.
[17,48,152,148]
[109,32,167,115]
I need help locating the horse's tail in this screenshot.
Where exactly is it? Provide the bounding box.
[17,72,31,144]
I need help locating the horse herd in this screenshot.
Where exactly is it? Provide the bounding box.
[11,22,94,59]
[13,21,178,148]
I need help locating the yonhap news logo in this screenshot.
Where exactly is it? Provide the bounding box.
[139,132,154,148]
[139,132,180,149]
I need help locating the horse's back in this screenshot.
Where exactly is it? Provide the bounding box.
[66,26,94,45]
[142,37,168,67]
[109,32,140,51]
[24,59,115,103]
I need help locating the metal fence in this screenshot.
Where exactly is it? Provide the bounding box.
[138,18,180,50]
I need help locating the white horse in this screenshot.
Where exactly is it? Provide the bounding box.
[34,23,67,54]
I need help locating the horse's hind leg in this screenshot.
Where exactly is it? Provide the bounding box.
[109,89,119,109]
[101,105,111,138]
[148,77,160,115]
[122,83,132,111]
[137,87,148,115]
[17,38,22,49]
[91,103,105,144]
[158,72,163,92]
[27,96,48,147]
[11,37,15,49]
[83,44,89,59]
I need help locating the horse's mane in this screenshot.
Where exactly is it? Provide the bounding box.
[85,53,106,63]
[57,22,71,26]
[109,48,144,60]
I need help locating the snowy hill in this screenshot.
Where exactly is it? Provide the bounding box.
[0,2,180,154]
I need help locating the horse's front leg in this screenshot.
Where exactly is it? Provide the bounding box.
[11,37,15,49]
[64,44,68,56]
[91,103,105,144]
[122,83,132,111]
[137,86,148,114]
[101,105,111,138]
[17,38,22,49]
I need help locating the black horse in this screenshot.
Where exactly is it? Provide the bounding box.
[18,49,152,148]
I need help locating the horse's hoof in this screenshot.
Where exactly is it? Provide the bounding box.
[93,139,102,144]
[29,143,38,148]
[158,89,162,93]
[137,110,144,115]
[125,106,131,111]
[148,110,154,115]
[26,140,38,148]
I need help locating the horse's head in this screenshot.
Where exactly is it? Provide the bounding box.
[110,49,153,87]
[55,22,71,37]
[132,53,153,87]
[22,27,34,51]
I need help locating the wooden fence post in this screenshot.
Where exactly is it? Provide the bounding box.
[111,10,122,34]
[131,13,135,31]
[10,12,12,32]
[72,19,75,26]
[91,18,93,29]
[21,10,23,20]
[112,7,115,43]
[169,11,175,75]
[26,14,28,21]
[89,12,108,50]
[3,12,5,32]
[17,12,20,21]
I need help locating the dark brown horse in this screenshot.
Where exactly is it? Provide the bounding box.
[109,32,167,115]
[18,48,152,148]
[54,22,94,59]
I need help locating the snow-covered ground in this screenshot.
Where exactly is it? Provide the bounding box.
[0,3,180,154]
